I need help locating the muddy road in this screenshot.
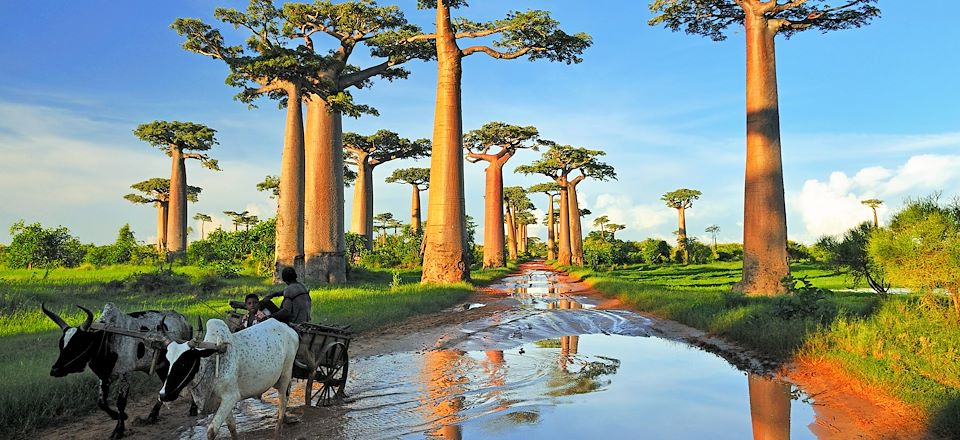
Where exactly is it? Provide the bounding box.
[38,261,929,439]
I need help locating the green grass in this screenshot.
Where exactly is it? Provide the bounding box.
[0,263,510,439]
[567,262,960,437]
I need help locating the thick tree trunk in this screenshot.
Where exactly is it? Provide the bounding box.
[275,87,306,282]
[747,374,791,440]
[411,185,422,234]
[872,208,879,228]
[735,15,789,295]
[567,183,585,266]
[519,224,528,254]
[304,98,347,283]
[422,3,469,283]
[482,163,506,268]
[156,202,168,252]
[505,205,518,260]
[547,194,556,260]
[167,147,187,259]
[557,184,572,266]
[350,157,375,249]
[678,207,688,264]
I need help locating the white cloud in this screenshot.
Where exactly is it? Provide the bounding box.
[790,154,960,242]
[591,193,673,237]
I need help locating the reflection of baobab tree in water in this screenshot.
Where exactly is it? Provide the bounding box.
[422,350,466,439]
[748,374,793,440]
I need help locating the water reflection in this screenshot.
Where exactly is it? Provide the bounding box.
[423,350,466,439]
[748,374,793,440]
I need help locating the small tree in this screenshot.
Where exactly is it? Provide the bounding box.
[529,182,562,260]
[816,222,889,294]
[344,130,430,248]
[705,224,720,252]
[593,215,610,239]
[222,211,250,232]
[386,167,430,234]
[134,121,219,259]
[5,221,84,269]
[193,213,212,240]
[464,122,540,268]
[503,186,533,261]
[125,178,201,252]
[605,223,626,240]
[662,188,702,264]
[862,198,883,228]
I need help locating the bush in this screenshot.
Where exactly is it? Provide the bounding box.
[687,239,713,264]
[715,243,743,262]
[122,271,191,294]
[639,238,671,264]
[5,221,84,268]
[771,276,835,322]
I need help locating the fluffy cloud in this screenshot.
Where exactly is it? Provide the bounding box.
[591,193,673,238]
[791,154,960,242]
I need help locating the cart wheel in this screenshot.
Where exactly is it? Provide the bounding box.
[312,345,349,407]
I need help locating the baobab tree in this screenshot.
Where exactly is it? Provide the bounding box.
[662,188,702,264]
[503,186,533,261]
[515,211,537,255]
[529,182,562,260]
[517,144,615,266]
[283,1,433,283]
[124,178,200,252]
[194,213,212,239]
[386,167,430,234]
[133,121,219,260]
[706,224,720,252]
[593,215,610,240]
[344,130,430,249]
[412,0,592,283]
[174,1,328,281]
[223,210,250,232]
[257,175,281,199]
[605,223,626,240]
[861,198,883,228]
[649,0,879,293]
[464,122,540,267]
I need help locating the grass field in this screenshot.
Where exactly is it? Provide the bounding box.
[0,263,509,439]
[567,262,960,437]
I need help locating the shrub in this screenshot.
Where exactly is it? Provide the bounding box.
[639,238,671,264]
[5,221,84,268]
[715,243,743,262]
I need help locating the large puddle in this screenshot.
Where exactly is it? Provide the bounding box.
[179,264,819,439]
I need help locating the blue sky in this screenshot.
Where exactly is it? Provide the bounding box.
[1,1,958,246]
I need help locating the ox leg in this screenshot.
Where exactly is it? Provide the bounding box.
[144,399,162,424]
[225,413,238,440]
[189,396,199,416]
[97,378,121,420]
[207,392,239,440]
[276,372,292,438]
[110,378,130,439]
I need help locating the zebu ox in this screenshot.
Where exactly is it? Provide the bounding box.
[158,318,298,440]
[42,302,195,439]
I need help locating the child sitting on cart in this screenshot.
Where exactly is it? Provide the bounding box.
[240,293,270,329]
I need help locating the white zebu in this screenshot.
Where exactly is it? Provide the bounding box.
[158,318,299,440]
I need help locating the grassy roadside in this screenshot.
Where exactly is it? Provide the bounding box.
[564,262,960,437]
[0,264,513,439]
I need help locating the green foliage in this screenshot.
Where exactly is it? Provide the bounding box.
[639,238,671,264]
[648,0,880,41]
[5,221,84,269]
[715,243,743,262]
[344,129,430,166]
[516,144,616,183]
[83,225,159,267]
[464,122,540,160]
[362,226,423,270]
[686,238,712,264]
[385,167,430,187]
[187,218,275,275]
[786,240,814,262]
[816,222,889,293]
[125,178,201,205]
[661,188,701,209]
[771,276,835,321]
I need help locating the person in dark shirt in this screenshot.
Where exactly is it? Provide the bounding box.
[261,267,312,325]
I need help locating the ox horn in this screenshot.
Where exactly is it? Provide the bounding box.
[41,303,69,330]
[76,305,94,331]
[195,317,204,340]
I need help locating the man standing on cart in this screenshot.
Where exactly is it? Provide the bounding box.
[262,267,312,325]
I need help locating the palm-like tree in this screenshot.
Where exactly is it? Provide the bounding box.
[861,199,883,228]
[193,213,212,239]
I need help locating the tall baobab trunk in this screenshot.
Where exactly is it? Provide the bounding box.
[422,3,469,283]
[677,207,688,264]
[505,205,518,260]
[747,374,791,440]
[482,163,506,268]
[736,14,789,295]
[275,87,306,282]
[871,207,879,228]
[557,184,572,266]
[167,147,187,258]
[519,224,528,254]
[350,155,375,249]
[410,184,423,234]
[567,183,585,266]
[156,202,168,252]
[547,194,556,260]
[304,98,346,283]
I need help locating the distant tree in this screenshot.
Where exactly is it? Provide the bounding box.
[464,122,540,268]
[662,188,702,264]
[415,0,592,284]
[257,175,281,199]
[529,182,563,260]
[373,212,396,243]
[193,213,212,240]
[134,121,219,260]
[869,196,960,318]
[222,210,250,232]
[5,221,84,269]
[515,210,537,255]
[605,223,626,240]
[503,186,533,261]
[124,178,200,252]
[344,130,430,249]
[593,215,610,239]
[517,144,616,266]
[705,224,720,252]
[861,198,883,228]
[386,167,430,234]
[650,0,880,294]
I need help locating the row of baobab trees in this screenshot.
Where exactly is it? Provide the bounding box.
[133,0,878,295]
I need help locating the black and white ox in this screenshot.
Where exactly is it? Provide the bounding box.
[42,302,195,439]
[158,318,299,440]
